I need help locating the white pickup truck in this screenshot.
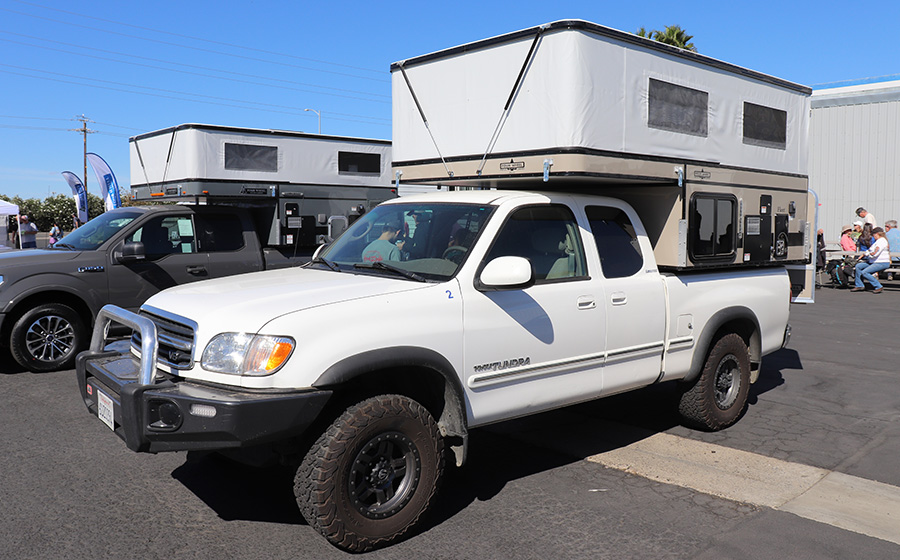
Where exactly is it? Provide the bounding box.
[77,189,791,551]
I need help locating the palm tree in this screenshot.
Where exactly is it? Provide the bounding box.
[634,24,697,52]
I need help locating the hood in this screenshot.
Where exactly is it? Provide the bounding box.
[0,248,85,277]
[142,267,429,336]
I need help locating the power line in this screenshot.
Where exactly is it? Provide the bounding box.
[12,0,385,77]
[0,5,390,84]
[0,31,390,101]
[0,66,392,127]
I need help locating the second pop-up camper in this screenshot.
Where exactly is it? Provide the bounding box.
[129,124,395,248]
[391,20,813,289]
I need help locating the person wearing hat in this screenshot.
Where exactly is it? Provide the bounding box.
[19,215,38,249]
[839,224,857,252]
[850,221,864,242]
[852,227,890,293]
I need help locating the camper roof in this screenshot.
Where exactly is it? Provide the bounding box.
[392,19,810,95]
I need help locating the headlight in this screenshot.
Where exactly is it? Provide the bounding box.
[201,333,295,376]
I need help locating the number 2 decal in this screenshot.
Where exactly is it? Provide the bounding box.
[445,290,454,299]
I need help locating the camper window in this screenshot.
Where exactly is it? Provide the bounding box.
[338,151,381,175]
[224,143,278,172]
[647,78,709,138]
[742,102,787,150]
[690,194,736,261]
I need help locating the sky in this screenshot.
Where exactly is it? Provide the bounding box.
[2,0,899,201]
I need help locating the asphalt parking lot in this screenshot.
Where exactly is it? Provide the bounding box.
[1,283,899,559]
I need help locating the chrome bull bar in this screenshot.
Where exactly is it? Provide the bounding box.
[90,305,158,385]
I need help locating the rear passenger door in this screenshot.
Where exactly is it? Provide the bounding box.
[585,204,667,394]
[196,212,263,278]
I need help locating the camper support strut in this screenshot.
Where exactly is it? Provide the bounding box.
[398,63,454,178]
[476,25,547,177]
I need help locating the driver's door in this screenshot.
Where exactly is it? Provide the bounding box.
[107,214,208,311]
[461,202,607,426]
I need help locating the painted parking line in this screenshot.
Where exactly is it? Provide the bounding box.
[585,431,900,546]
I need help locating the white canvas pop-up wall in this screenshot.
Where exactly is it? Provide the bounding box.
[391,20,810,184]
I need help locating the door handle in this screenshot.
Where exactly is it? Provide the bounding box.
[186,265,208,276]
[577,296,596,310]
[611,292,627,305]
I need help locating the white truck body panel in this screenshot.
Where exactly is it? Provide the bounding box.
[136,190,790,426]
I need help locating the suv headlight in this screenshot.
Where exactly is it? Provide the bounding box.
[201,333,294,376]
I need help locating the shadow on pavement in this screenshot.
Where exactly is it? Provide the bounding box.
[171,453,304,525]
[168,348,805,538]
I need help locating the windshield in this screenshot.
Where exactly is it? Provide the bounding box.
[52,210,142,251]
[320,202,495,281]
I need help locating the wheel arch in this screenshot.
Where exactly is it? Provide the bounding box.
[313,346,469,466]
[1,289,93,347]
[685,306,761,385]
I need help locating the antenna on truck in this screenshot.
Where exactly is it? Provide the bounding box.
[398,63,454,178]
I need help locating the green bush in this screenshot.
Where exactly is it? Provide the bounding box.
[2,193,107,233]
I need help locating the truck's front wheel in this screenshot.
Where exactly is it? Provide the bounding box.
[10,303,87,372]
[678,333,751,431]
[295,394,445,552]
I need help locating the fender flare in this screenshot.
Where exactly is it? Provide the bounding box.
[684,306,761,384]
[314,346,469,464]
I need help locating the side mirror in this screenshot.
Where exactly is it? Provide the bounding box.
[476,256,534,291]
[118,241,146,263]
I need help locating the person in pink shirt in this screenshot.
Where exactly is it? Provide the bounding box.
[839,225,857,252]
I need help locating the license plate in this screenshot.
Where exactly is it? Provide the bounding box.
[97,389,115,431]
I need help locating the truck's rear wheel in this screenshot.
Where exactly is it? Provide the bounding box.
[678,333,750,431]
[10,304,87,372]
[295,394,445,552]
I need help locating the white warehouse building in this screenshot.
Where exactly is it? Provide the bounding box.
[810,79,900,242]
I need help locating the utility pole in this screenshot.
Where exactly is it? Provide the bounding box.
[70,114,96,195]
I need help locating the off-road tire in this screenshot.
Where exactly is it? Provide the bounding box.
[295,394,445,552]
[10,303,87,372]
[678,333,751,431]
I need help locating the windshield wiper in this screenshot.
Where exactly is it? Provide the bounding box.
[354,261,426,282]
[52,242,77,250]
[309,255,340,271]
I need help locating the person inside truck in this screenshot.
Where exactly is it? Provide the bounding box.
[362,223,403,262]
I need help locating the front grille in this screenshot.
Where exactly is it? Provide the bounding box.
[131,310,195,370]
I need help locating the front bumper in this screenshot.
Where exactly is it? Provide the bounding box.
[75,305,331,453]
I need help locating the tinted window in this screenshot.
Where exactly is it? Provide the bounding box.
[648,78,709,137]
[743,102,787,149]
[196,214,245,252]
[128,216,196,256]
[339,151,381,174]
[224,143,278,172]
[586,206,643,278]
[485,205,587,282]
[690,194,736,260]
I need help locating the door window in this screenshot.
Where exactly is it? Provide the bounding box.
[196,214,245,252]
[128,216,196,256]
[484,205,587,282]
[586,206,644,278]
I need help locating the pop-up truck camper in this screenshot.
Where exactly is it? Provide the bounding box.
[392,20,814,299]
[78,21,806,553]
[130,124,396,248]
